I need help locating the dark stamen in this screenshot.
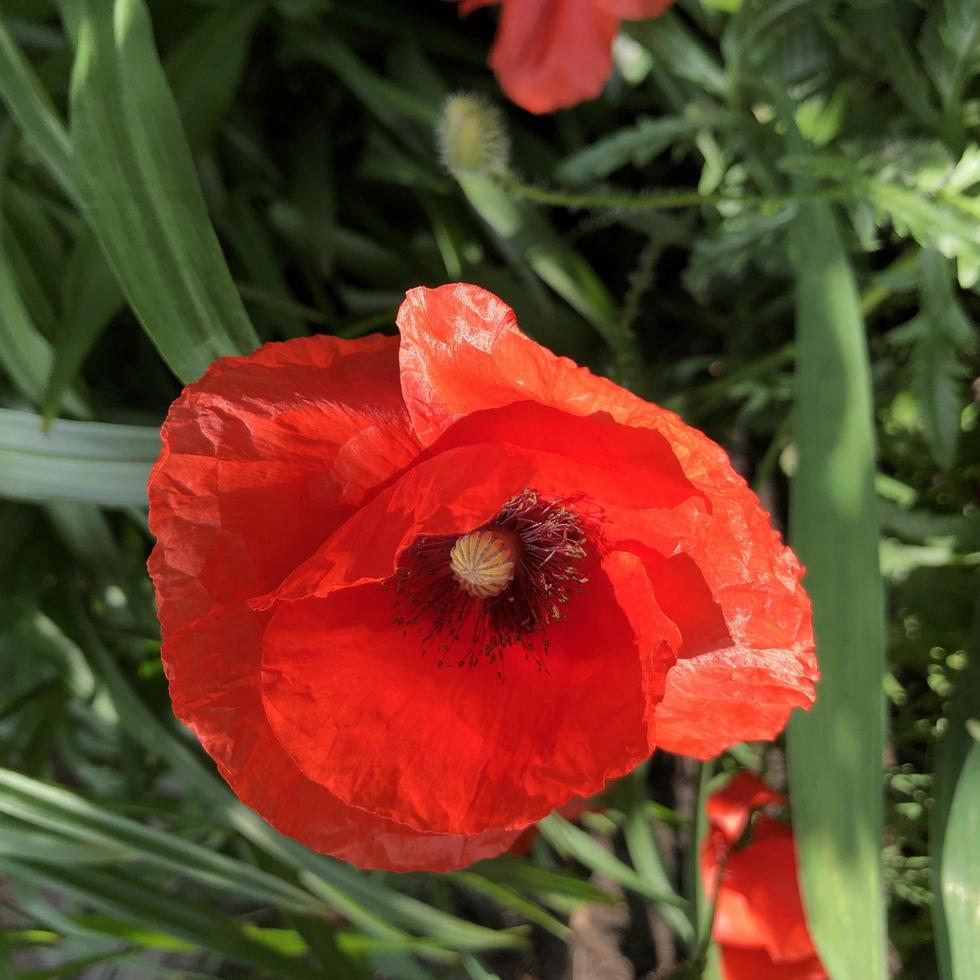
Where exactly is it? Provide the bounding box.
[390,489,590,677]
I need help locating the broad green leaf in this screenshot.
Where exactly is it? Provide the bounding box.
[0,409,157,508]
[931,597,980,980]
[69,0,259,382]
[786,196,886,980]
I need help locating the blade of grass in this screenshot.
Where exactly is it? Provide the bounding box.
[165,0,266,154]
[785,196,887,980]
[538,813,690,911]
[0,409,157,508]
[618,771,694,946]
[931,595,980,980]
[0,768,332,918]
[0,13,75,200]
[69,0,259,382]
[0,858,321,980]
[42,229,124,425]
[448,872,572,941]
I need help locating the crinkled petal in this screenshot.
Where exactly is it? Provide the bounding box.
[488,0,619,113]
[162,602,518,870]
[706,771,785,846]
[715,834,819,964]
[397,284,816,758]
[720,947,828,980]
[148,336,513,870]
[261,549,675,836]
[266,407,705,605]
[148,334,420,634]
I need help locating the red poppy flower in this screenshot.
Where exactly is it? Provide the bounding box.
[460,0,675,114]
[702,773,827,980]
[148,282,816,871]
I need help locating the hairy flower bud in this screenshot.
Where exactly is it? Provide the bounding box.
[436,92,510,176]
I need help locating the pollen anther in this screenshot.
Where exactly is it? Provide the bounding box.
[450,528,516,599]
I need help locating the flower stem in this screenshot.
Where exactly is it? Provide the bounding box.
[493,172,846,213]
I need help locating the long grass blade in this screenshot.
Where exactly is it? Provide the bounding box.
[69,0,259,382]
[931,595,980,980]
[0,409,157,508]
[786,196,887,980]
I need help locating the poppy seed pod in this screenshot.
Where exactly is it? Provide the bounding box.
[437,92,510,176]
[148,283,818,871]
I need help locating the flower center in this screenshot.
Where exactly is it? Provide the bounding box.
[390,489,590,675]
[450,528,517,598]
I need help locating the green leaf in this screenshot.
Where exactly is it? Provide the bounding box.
[0,858,322,980]
[931,596,980,980]
[0,409,157,508]
[538,814,691,911]
[909,249,973,470]
[0,13,76,200]
[555,115,717,185]
[449,872,572,941]
[69,0,259,382]
[42,228,124,424]
[0,768,333,918]
[166,0,267,154]
[786,196,887,980]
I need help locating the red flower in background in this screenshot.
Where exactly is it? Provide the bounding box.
[460,0,675,114]
[148,282,816,872]
[702,773,827,980]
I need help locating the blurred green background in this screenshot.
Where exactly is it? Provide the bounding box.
[0,0,977,977]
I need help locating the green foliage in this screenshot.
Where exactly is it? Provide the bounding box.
[0,0,975,975]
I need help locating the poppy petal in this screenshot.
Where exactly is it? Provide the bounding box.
[149,336,513,870]
[488,0,620,114]
[706,771,785,845]
[397,284,817,759]
[720,947,828,980]
[266,407,706,606]
[163,602,519,870]
[597,0,674,18]
[261,549,675,836]
[715,835,819,963]
[148,334,420,634]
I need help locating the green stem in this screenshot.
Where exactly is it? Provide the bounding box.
[493,172,847,214]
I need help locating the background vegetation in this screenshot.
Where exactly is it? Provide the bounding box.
[0,0,977,976]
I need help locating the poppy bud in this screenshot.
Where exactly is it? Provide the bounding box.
[436,92,510,176]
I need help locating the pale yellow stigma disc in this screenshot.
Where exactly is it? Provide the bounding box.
[450,528,516,599]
